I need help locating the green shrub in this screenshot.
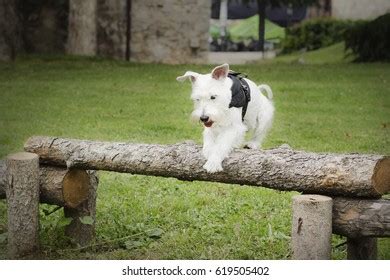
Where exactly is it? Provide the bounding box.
[345,13,390,62]
[282,18,360,53]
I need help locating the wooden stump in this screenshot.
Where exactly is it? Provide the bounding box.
[292,194,333,259]
[6,152,40,258]
[64,170,98,246]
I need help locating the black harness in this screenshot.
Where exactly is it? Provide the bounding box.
[228,71,251,121]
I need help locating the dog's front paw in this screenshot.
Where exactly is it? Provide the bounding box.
[203,159,223,173]
[243,141,259,149]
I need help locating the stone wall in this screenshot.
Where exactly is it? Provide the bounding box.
[332,0,390,20]
[97,0,127,60]
[0,0,22,61]
[131,0,211,64]
[15,0,211,64]
[19,1,68,54]
[67,0,97,56]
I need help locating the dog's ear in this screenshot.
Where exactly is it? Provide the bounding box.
[176,71,198,83]
[211,63,229,80]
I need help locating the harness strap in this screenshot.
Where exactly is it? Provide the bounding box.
[228,71,251,121]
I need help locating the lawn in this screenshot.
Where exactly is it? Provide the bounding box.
[0,53,389,259]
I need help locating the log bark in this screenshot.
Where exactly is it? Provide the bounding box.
[67,0,97,55]
[64,170,98,246]
[347,237,377,260]
[291,195,333,260]
[6,152,40,258]
[332,197,390,238]
[24,136,390,198]
[0,160,94,208]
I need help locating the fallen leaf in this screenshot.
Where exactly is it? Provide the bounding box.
[79,216,94,225]
[148,228,164,239]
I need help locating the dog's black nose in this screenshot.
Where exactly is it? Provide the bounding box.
[200,115,209,123]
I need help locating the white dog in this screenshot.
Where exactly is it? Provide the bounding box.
[177,63,274,173]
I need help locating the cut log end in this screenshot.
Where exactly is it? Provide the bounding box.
[63,169,91,208]
[372,157,390,195]
[293,194,332,204]
[7,152,38,161]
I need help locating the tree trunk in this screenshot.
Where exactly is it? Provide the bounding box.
[0,0,21,61]
[6,152,40,258]
[67,0,97,55]
[24,136,390,198]
[0,160,95,208]
[291,195,333,259]
[332,197,390,238]
[257,0,266,52]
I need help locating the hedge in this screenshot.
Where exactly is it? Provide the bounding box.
[282,18,362,53]
[345,13,390,62]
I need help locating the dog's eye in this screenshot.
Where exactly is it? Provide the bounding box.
[210,95,216,100]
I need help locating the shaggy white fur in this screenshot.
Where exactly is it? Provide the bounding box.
[177,63,274,173]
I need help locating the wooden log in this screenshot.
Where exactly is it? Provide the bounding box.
[6,152,40,258]
[24,136,390,198]
[347,237,377,260]
[64,170,98,246]
[291,195,333,260]
[332,197,390,238]
[0,160,93,208]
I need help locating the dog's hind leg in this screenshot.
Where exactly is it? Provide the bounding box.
[244,84,274,149]
[245,106,274,149]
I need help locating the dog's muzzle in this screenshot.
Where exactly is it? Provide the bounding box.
[200,115,214,127]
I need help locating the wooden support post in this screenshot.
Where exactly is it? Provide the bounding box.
[64,170,98,246]
[6,152,40,258]
[292,194,333,259]
[347,237,377,260]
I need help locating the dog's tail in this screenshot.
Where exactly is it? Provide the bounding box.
[258,84,273,100]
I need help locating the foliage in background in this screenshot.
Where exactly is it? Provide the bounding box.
[244,0,320,51]
[282,18,363,53]
[345,13,390,62]
[230,15,285,42]
[210,15,285,42]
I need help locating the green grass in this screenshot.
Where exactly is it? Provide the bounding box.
[0,54,389,259]
[274,42,354,64]
[210,15,285,42]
